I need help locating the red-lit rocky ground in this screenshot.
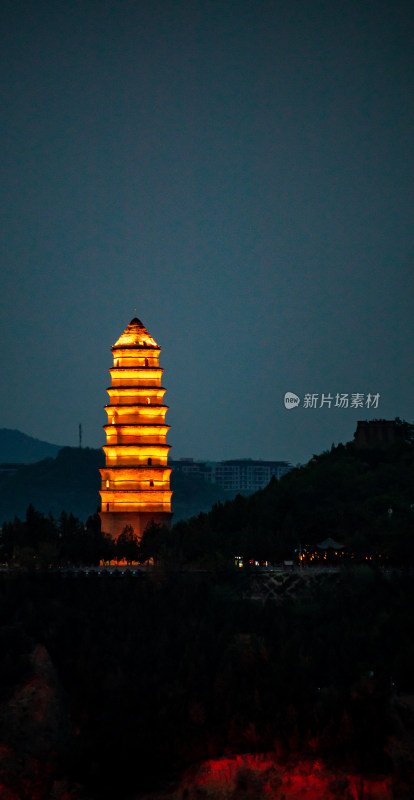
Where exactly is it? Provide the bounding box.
[141,755,393,799]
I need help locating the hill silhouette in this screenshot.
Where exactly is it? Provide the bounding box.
[0,428,63,464]
[0,447,102,522]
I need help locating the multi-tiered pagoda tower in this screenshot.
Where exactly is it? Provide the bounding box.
[99,317,172,539]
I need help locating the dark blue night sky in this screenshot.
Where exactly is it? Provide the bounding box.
[1,0,413,464]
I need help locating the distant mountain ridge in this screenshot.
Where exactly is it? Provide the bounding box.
[0,429,64,464]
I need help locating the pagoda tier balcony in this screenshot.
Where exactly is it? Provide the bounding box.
[111,344,160,355]
[101,478,171,492]
[100,481,171,494]
[103,444,171,467]
[100,466,171,482]
[100,490,172,509]
[109,367,163,387]
[104,422,170,434]
[105,405,168,425]
[112,353,160,369]
[103,424,170,445]
[101,502,172,514]
[106,387,166,405]
[100,492,173,513]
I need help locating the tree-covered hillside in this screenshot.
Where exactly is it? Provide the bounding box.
[145,428,414,567]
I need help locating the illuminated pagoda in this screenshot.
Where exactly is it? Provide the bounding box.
[99,317,172,539]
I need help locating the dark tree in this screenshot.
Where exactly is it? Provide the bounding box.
[139,521,170,564]
[116,525,140,564]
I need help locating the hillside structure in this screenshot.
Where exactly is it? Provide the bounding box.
[99,317,172,539]
[354,419,400,450]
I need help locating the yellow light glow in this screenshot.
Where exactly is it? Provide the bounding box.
[104,424,170,437]
[103,504,171,513]
[114,357,160,369]
[113,333,157,347]
[109,368,163,380]
[99,488,172,513]
[107,387,166,400]
[110,347,161,359]
[103,445,170,458]
[105,405,168,419]
[105,436,167,446]
[99,467,171,481]
[102,480,170,491]
[112,321,158,349]
[100,490,172,503]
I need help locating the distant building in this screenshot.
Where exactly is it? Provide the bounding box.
[169,458,291,492]
[170,458,205,476]
[354,419,401,450]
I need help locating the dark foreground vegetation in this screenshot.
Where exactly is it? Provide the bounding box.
[0,568,414,799]
[0,422,413,797]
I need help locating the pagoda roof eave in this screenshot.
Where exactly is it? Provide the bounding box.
[109,367,163,372]
[103,423,170,429]
[100,465,172,471]
[106,385,167,391]
[105,404,169,410]
[102,443,172,450]
[111,344,159,351]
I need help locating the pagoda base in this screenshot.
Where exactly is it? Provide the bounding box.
[99,510,173,541]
